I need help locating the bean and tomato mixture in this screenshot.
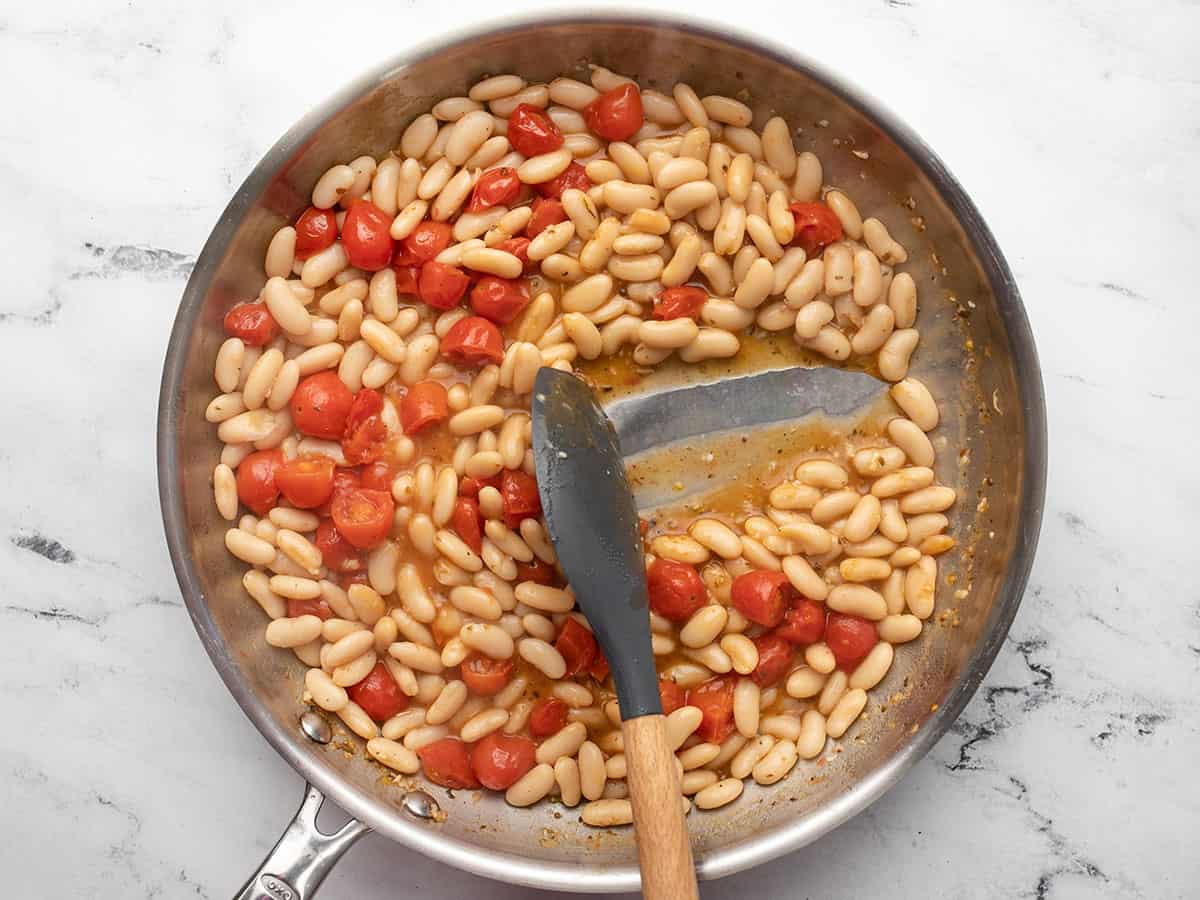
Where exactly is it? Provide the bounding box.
[207,64,954,825]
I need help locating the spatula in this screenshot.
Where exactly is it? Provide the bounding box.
[532,367,699,900]
[531,364,883,898]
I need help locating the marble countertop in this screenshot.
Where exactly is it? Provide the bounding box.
[3,0,1197,896]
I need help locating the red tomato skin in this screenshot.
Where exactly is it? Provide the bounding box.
[825,613,878,671]
[652,286,707,321]
[774,599,827,645]
[440,316,505,367]
[348,662,409,722]
[330,487,395,550]
[731,571,795,628]
[514,557,555,586]
[750,634,795,687]
[314,518,360,572]
[317,469,362,518]
[342,200,394,271]
[275,455,336,509]
[507,104,564,157]
[789,202,844,257]
[469,276,531,325]
[235,449,283,515]
[466,167,521,213]
[588,650,610,683]
[535,162,592,199]
[392,263,420,296]
[341,389,387,466]
[646,559,707,622]
[524,198,567,238]
[223,302,280,346]
[687,676,736,743]
[394,221,453,266]
[294,206,338,260]
[459,473,501,498]
[418,261,471,310]
[659,679,686,716]
[494,237,536,275]
[500,469,542,528]
[470,732,536,791]
[584,84,644,142]
[359,462,394,492]
[451,497,483,554]
[400,381,449,435]
[290,371,356,440]
[417,738,480,789]
[555,618,598,677]
[529,697,569,738]
[287,596,332,620]
[461,654,514,697]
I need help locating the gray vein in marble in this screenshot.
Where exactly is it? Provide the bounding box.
[72,242,196,281]
[945,633,1055,772]
[0,291,65,325]
[996,777,1128,900]
[12,530,76,563]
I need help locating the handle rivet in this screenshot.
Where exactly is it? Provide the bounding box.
[299,711,332,744]
[402,790,439,820]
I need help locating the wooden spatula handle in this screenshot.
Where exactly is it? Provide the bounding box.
[621,714,699,900]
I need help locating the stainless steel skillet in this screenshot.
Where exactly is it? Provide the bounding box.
[157,11,1047,896]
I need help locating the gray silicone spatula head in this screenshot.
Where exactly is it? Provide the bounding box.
[531,368,660,719]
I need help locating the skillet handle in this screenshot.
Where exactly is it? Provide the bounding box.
[233,783,369,900]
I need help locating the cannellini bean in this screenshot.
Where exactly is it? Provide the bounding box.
[666,706,703,749]
[691,518,744,561]
[460,622,514,659]
[461,247,523,278]
[733,678,760,738]
[366,737,420,774]
[445,110,494,166]
[604,181,661,214]
[265,615,322,648]
[518,638,566,678]
[733,257,774,309]
[853,446,906,477]
[824,190,863,240]
[890,377,939,431]
[849,641,894,691]
[535,722,588,765]
[337,701,378,740]
[904,555,938,619]
[730,734,774,779]
[826,689,868,738]
[752,738,798,785]
[506,763,556,807]
[827,584,888,620]
[887,417,935,467]
[843,494,882,543]
[878,328,919,382]
[680,605,728,648]
[861,217,905,264]
[872,466,935,498]
[805,643,837,674]
[702,95,752,127]
[652,534,710,566]
[888,272,917,328]
[900,486,956,515]
[878,614,923,644]
[639,318,698,349]
[580,798,633,828]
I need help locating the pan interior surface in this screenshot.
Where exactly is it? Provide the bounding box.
[158,13,1044,893]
